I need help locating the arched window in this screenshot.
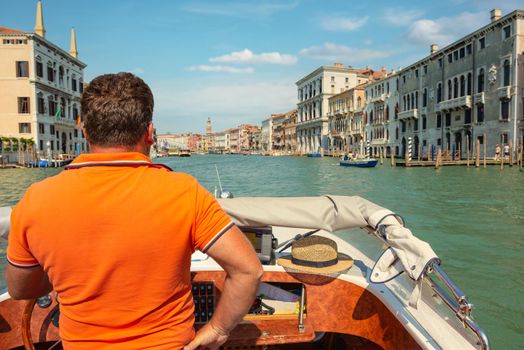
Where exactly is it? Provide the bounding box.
[423,88,427,107]
[395,126,399,140]
[357,97,361,109]
[453,77,458,98]
[437,83,442,102]
[478,69,484,92]
[448,80,452,99]
[503,60,510,86]
[407,95,410,110]
[415,91,418,108]
[467,73,472,95]
[386,106,389,121]
[370,111,374,124]
[460,75,465,96]
[48,95,56,116]
[403,96,407,110]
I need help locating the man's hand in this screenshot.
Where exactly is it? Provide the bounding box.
[183,323,228,350]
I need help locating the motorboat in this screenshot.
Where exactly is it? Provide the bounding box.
[339,156,378,168]
[0,196,489,349]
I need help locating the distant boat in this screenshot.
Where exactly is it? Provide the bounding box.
[30,158,74,167]
[339,156,378,168]
[179,149,191,157]
[307,153,322,158]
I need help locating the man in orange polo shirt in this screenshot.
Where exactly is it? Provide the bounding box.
[6,72,263,349]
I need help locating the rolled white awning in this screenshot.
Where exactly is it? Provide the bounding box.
[218,196,438,283]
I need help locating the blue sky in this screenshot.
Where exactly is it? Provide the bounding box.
[1,0,522,134]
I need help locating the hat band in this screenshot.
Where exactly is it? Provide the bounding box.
[291,256,338,268]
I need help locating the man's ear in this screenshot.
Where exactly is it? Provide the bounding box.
[145,123,154,145]
[82,127,90,144]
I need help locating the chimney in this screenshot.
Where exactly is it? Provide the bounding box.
[34,0,45,37]
[334,63,344,67]
[490,9,501,22]
[430,44,439,54]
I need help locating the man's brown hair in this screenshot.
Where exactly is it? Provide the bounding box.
[81,72,154,147]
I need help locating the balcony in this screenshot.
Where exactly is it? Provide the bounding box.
[369,93,386,103]
[54,117,76,127]
[349,128,363,136]
[498,86,512,100]
[398,108,419,120]
[436,95,471,111]
[371,138,387,145]
[473,92,485,105]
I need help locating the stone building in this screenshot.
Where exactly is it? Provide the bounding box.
[0,1,87,156]
[392,9,524,159]
[283,109,298,152]
[327,84,366,154]
[296,64,384,154]
[364,74,399,157]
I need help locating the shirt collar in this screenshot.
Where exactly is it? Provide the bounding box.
[68,152,153,169]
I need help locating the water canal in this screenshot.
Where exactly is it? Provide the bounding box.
[1,154,523,349]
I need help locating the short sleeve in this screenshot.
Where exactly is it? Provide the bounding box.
[193,182,234,253]
[7,190,39,267]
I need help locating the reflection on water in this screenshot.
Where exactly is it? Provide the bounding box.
[1,155,523,349]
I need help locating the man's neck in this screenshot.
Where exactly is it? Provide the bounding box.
[89,145,150,157]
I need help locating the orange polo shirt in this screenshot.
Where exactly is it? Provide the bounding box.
[7,152,233,350]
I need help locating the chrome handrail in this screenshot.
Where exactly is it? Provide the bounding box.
[364,225,490,350]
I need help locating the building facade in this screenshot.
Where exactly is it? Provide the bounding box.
[296,64,383,154]
[392,9,524,159]
[283,109,298,152]
[0,1,87,157]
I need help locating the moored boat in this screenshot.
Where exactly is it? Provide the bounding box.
[0,196,489,350]
[339,157,378,168]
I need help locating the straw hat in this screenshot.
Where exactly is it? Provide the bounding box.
[277,236,353,274]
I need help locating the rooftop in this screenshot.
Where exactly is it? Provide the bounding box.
[0,26,25,35]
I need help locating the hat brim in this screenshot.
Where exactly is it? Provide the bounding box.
[277,253,353,275]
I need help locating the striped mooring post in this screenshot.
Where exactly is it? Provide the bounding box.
[408,137,412,161]
[366,141,370,158]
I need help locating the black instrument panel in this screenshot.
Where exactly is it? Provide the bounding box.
[192,282,214,324]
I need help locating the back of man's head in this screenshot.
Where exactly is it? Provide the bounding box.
[82,72,154,147]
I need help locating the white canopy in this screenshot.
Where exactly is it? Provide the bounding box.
[218,196,438,283]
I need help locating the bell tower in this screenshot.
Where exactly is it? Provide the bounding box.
[70,27,78,58]
[34,0,46,37]
[206,117,212,135]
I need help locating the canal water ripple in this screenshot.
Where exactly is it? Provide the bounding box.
[0,154,522,349]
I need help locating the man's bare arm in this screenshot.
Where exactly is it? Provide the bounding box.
[184,225,263,350]
[5,264,52,300]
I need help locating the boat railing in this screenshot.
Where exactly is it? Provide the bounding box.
[364,225,490,350]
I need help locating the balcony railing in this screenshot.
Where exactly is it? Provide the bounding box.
[369,93,386,103]
[473,92,485,105]
[54,117,76,127]
[371,138,387,145]
[498,86,511,100]
[398,108,419,120]
[436,95,472,111]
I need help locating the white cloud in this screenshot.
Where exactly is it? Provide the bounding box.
[299,43,389,63]
[209,49,297,65]
[183,1,298,17]
[406,12,488,46]
[383,8,424,27]
[321,16,368,31]
[188,65,254,74]
[151,80,296,133]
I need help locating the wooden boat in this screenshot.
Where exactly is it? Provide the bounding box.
[0,196,489,350]
[339,157,378,168]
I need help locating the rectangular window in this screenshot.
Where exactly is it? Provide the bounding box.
[478,135,484,145]
[448,54,452,63]
[453,51,459,61]
[438,58,443,68]
[466,44,472,55]
[18,122,31,133]
[36,62,43,77]
[465,109,471,124]
[403,75,406,83]
[47,66,54,82]
[423,116,427,130]
[39,123,45,134]
[479,37,485,50]
[37,96,45,114]
[18,97,30,113]
[72,79,77,92]
[331,76,335,82]
[74,129,78,138]
[49,100,56,116]
[415,69,419,78]
[16,61,29,77]
[477,105,484,123]
[503,25,511,39]
[445,113,451,127]
[50,125,55,135]
[501,100,509,120]
[345,77,348,83]
[501,133,508,144]
[79,82,83,93]
[437,138,442,146]
[459,47,465,58]
[423,65,427,75]
[39,140,43,150]
[414,119,419,131]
